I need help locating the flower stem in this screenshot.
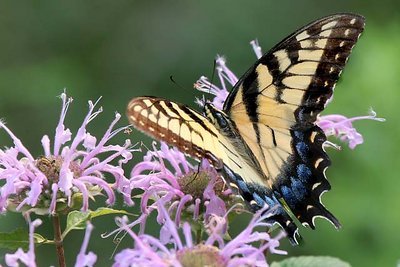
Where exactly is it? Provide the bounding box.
[196,228,202,244]
[52,214,66,267]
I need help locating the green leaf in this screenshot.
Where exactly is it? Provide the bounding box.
[63,211,91,238]
[0,229,52,250]
[0,228,29,250]
[89,207,133,219]
[62,208,133,238]
[271,256,351,267]
[33,233,52,245]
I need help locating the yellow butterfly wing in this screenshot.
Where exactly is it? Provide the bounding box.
[223,14,365,231]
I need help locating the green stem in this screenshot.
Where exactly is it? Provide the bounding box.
[196,228,202,244]
[52,214,66,267]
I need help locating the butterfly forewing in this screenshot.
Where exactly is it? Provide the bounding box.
[225,13,365,123]
[127,97,224,165]
[222,14,364,233]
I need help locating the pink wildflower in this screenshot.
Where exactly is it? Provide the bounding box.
[129,142,233,233]
[113,204,286,267]
[0,93,134,215]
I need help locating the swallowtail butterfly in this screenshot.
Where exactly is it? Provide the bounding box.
[126,13,365,244]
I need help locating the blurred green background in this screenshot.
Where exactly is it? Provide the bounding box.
[0,1,399,266]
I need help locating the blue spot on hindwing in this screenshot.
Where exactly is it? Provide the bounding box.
[297,164,312,183]
[281,186,296,207]
[264,195,276,207]
[296,142,309,161]
[290,177,306,200]
[294,130,304,140]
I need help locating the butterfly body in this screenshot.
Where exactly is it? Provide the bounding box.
[127,13,365,244]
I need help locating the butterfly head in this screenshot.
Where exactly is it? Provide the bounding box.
[204,103,231,132]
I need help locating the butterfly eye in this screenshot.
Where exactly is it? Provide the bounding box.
[204,103,228,128]
[205,104,232,132]
[215,112,229,129]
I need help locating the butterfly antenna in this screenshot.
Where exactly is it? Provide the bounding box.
[201,59,217,114]
[169,75,192,93]
[209,59,217,95]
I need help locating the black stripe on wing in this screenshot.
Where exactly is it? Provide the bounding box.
[224,13,365,124]
[127,97,221,165]
[221,14,365,242]
[265,14,365,123]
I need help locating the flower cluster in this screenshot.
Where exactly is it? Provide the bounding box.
[113,203,286,267]
[128,142,236,233]
[0,93,134,215]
